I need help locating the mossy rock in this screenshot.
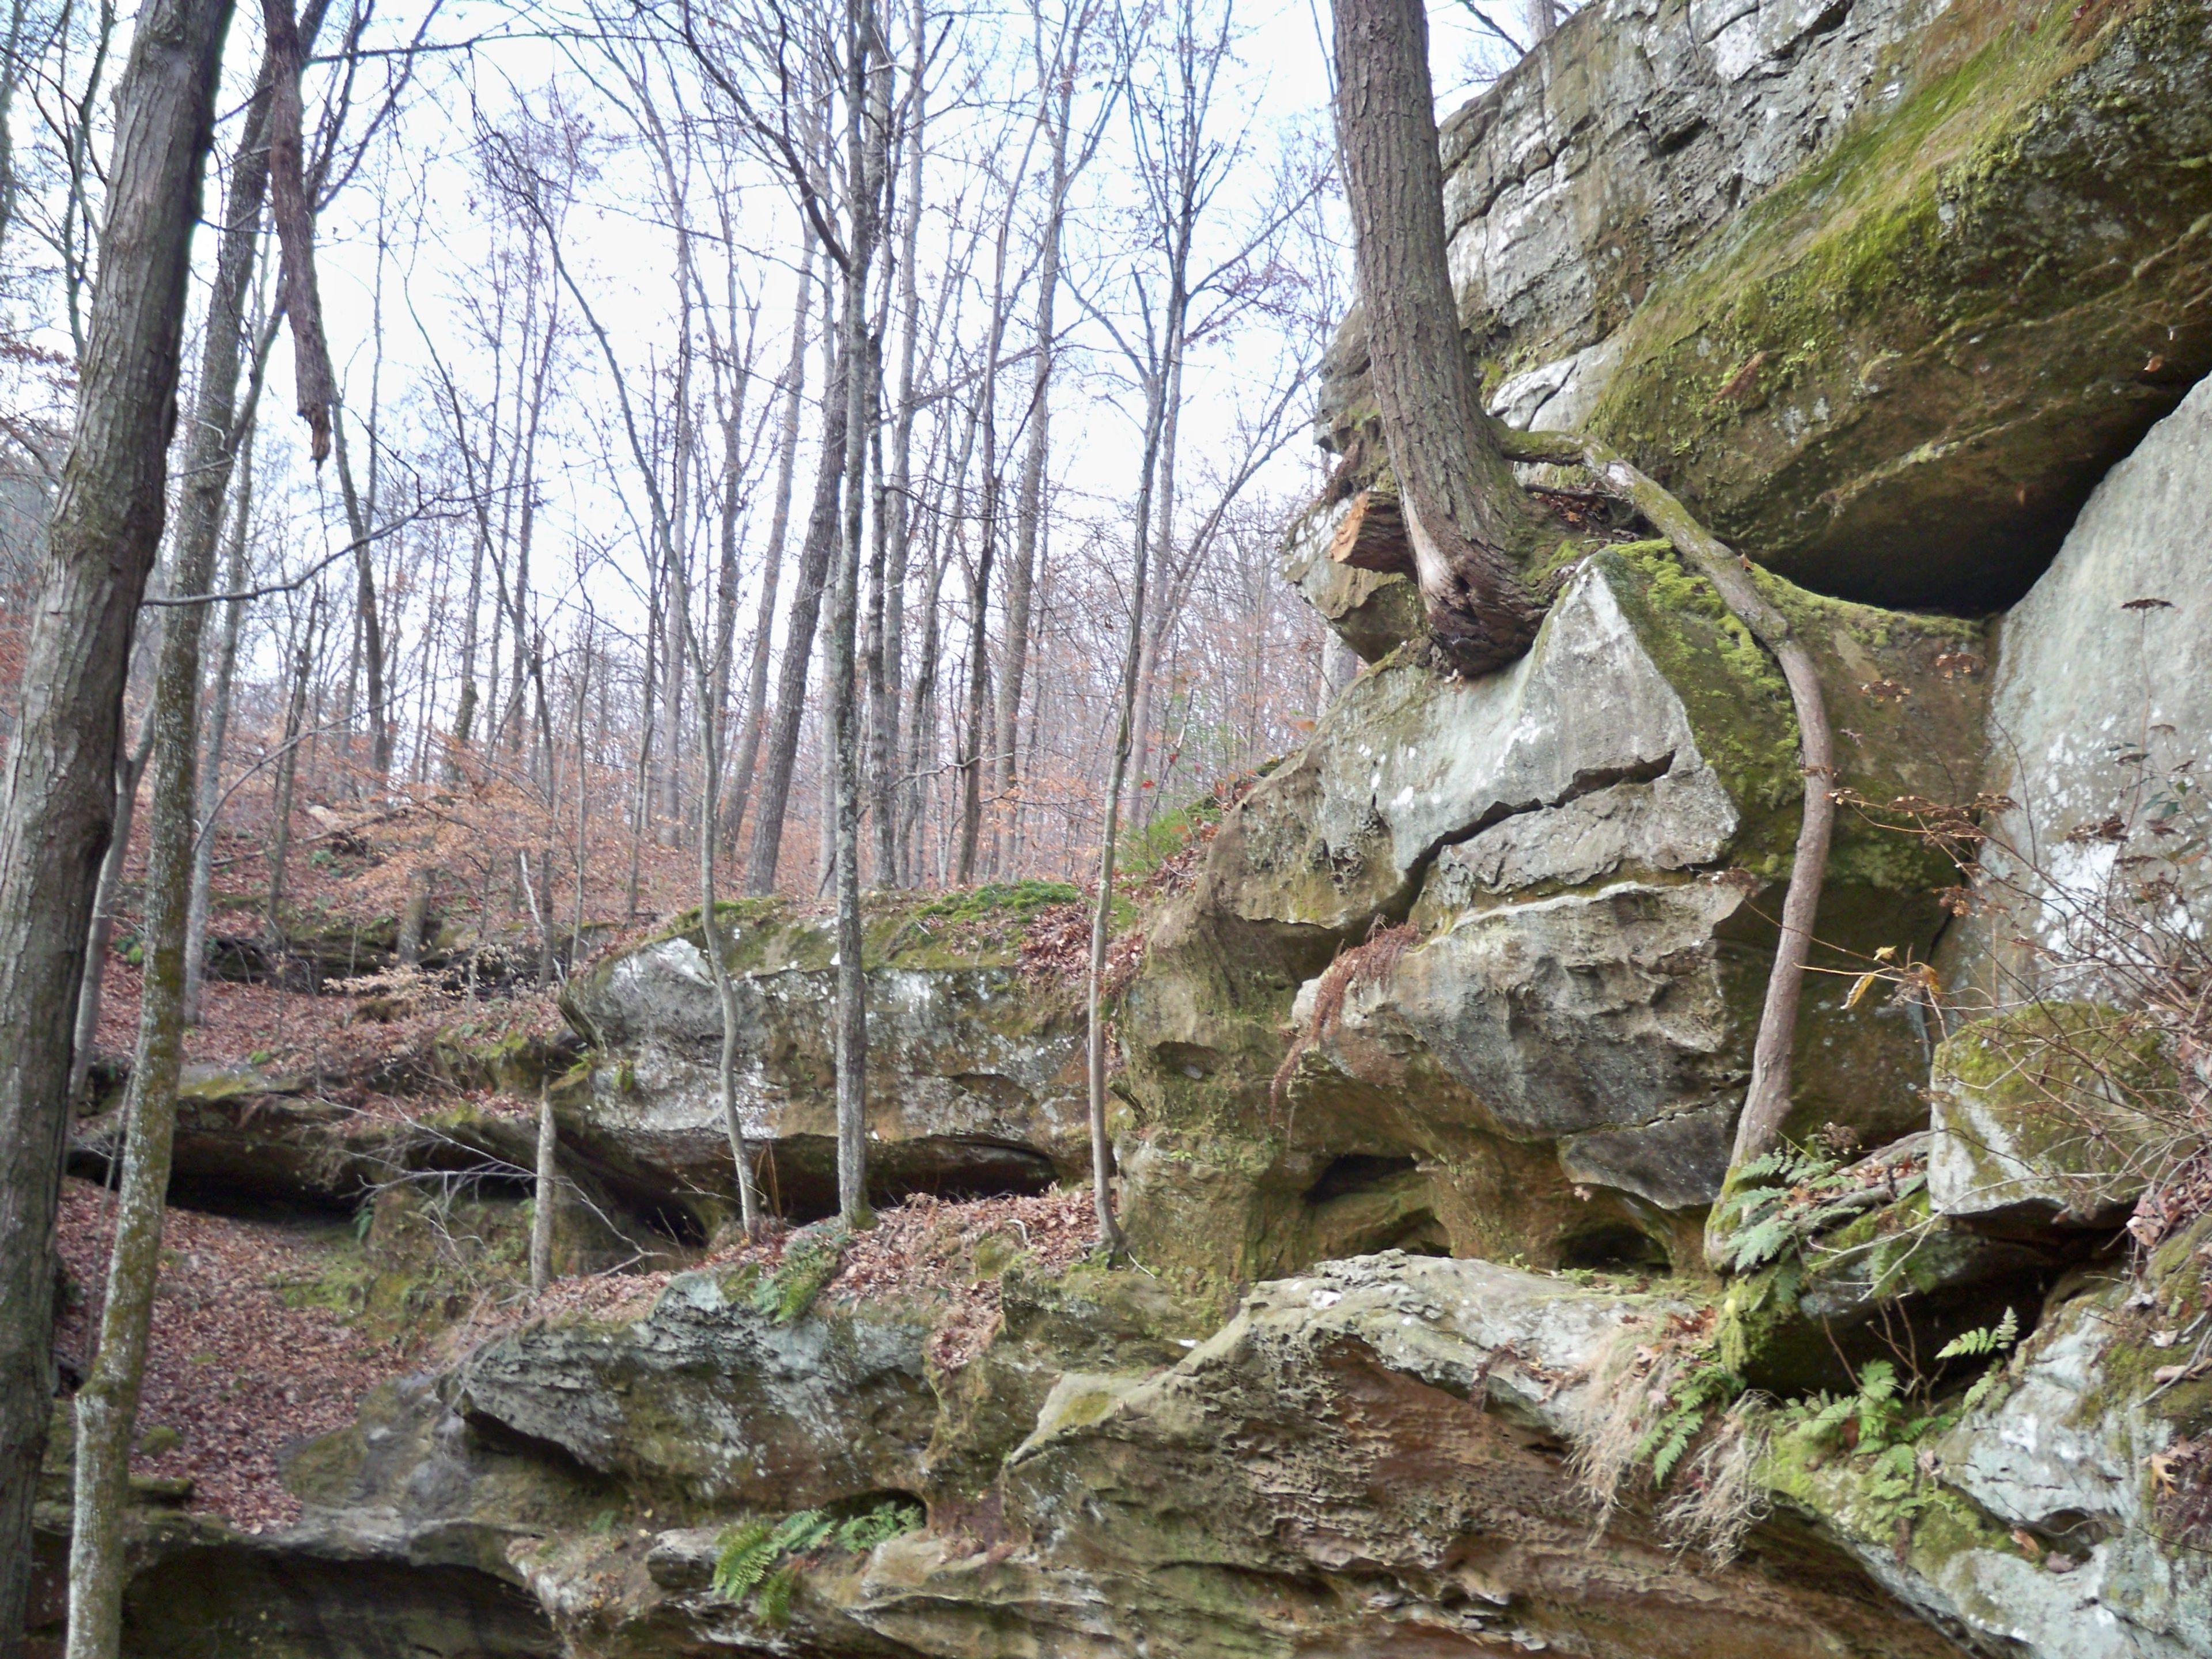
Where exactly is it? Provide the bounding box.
[1929,1002,2184,1225]
[1582,0,2212,609]
[1116,552,1987,1279]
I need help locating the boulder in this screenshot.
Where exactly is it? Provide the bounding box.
[445,1270,940,1512]
[67,1063,661,1268]
[556,892,1087,1225]
[123,1242,2212,1659]
[1772,1229,2212,1659]
[1120,545,1992,1279]
[1320,0,2212,611]
[1929,1005,2183,1228]
[1970,374,2212,1002]
[1277,491,1423,666]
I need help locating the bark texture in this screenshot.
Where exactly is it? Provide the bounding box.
[0,0,234,1637]
[1332,0,1543,676]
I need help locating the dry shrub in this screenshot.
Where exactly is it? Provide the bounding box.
[1835,730,2212,1243]
[1657,1410,1766,1566]
[1567,1307,1762,1564]
[1269,921,1420,1111]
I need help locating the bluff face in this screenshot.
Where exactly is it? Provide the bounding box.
[1321,0,2212,611]
[41,0,2212,1653]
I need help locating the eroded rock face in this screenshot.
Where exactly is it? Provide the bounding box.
[558,900,1085,1224]
[1321,0,2212,610]
[1277,493,1424,666]
[1929,1007,2184,1229]
[1971,374,2212,1005]
[445,1271,938,1511]
[1119,546,1990,1278]
[265,1254,2007,1658]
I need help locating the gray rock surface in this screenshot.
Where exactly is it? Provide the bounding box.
[446,1268,939,1509]
[1975,377,2212,1001]
[1124,548,1979,1272]
[1910,1279,2212,1658]
[1927,1010,2181,1228]
[559,908,1085,1221]
[1218,558,1744,931]
[1321,0,2212,609]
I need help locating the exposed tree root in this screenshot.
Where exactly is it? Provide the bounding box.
[1497,425,1838,1250]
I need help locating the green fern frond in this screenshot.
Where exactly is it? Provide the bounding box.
[1936,1307,2019,1361]
[835,1499,923,1552]
[1805,1394,1856,1437]
[712,1521,778,1600]
[1728,1214,1797,1272]
[771,1510,835,1556]
[1649,1415,1699,1488]
[756,1564,798,1628]
[1855,1359,1897,1405]
[1735,1150,1796,1185]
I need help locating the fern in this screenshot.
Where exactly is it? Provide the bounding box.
[1801,1392,1857,1438]
[772,1510,836,1556]
[752,1226,849,1325]
[1646,1410,1700,1488]
[712,1520,781,1600]
[1936,1308,2019,1362]
[1727,1214,1798,1274]
[1955,1368,2008,1419]
[1733,1149,1797,1186]
[835,1498,923,1551]
[756,1565,798,1628]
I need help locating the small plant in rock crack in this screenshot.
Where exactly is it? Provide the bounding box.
[1781,1310,2020,1516]
[1715,1141,1888,1275]
[1571,1308,1762,1560]
[751,1224,848,1324]
[712,1500,925,1624]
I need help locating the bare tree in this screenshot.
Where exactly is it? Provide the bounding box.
[0,0,243,1631]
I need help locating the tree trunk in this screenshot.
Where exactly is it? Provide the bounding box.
[869,3,927,887]
[69,719,156,1103]
[266,602,317,948]
[744,350,849,896]
[627,579,657,918]
[331,411,391,781]
[0,0,234,1633]
[169,0,319,1020]
[723,225,813,851]
[998,10,1080,862]
[184,415,258,1024]
[1332,0,1543,677]
[1082,368,1176,1257]
[830,0,887,1226]
[66,223,237,1654]
[529,1085,557,1293]
[0,0,32,263]
[1127,350,1183,828]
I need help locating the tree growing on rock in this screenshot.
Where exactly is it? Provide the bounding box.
[1329,0,1840,1253]
[1329,0,1546,677]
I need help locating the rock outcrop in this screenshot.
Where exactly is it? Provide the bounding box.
[555,891,1088,1226]
[147,1243,2204,1659]
[1969,374,2212,998]
[1120,543,1989,1279]
[44,0,2212,1650]
[1320,0,2212,611]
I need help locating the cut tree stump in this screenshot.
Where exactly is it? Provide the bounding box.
[1328,489,1416,576]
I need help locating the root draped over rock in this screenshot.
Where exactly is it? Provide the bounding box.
[1498,424,1838,1255]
